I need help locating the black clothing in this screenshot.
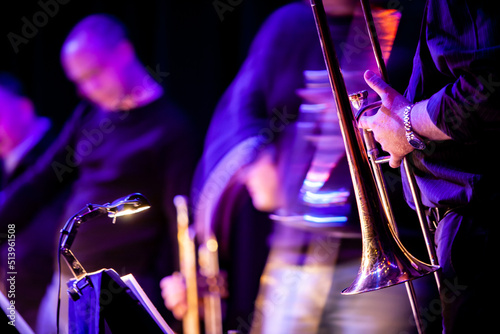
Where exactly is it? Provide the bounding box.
[0,95,199,329]
[0,123,65,328]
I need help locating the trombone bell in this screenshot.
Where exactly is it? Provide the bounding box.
[341,218,439,294]
[308,0,440,297]
[343,93,439,295]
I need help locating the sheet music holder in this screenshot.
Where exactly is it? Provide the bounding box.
[67,268,174,334]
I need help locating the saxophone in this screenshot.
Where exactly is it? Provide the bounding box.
[198,234,224,334]
[174,195,200,334]
[174,195,226,334]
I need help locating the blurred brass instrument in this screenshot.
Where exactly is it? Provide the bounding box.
[309,1,440,333]
[174,195,200,334]
[198,234,223,334]
[174,195,225,334]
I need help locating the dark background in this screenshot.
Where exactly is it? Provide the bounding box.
[0,0,424,138]
[0,0,293,136]
[0,0,430,289]
[0,0,434,331]
[0,0,427,237]
[0,0,431,272]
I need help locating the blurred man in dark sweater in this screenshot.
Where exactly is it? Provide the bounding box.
[0,73,52,185]
[0,72,64,329]
[0,14,199,333]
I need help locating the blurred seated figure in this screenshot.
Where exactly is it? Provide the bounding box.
[0,14,199,333]
[0,72,51,184]
[0,72,65,329]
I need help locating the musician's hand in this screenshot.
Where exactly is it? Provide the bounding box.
[160,272,188,320]
[358,70,414,168]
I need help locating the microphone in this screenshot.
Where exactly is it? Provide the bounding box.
[59,193,151,279]
[105,193,151,222]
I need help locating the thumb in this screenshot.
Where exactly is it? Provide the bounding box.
[357,114,371,130]
[364,70,393,103]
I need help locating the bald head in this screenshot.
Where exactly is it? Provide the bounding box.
[61,14,140,110]
[61,14,163,111]
[62,14,128,56]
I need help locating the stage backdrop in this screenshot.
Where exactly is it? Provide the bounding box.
[0,0,292,136]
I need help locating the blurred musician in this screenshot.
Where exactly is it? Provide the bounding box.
[0,14,198,333]
[161,1,438,333]
[0,72,64,329]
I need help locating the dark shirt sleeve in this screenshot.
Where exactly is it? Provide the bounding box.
[421,0,500,143]
[0,102,89,230]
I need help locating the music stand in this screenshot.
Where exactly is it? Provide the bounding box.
[67,268,174,334]
[58,194,173,333]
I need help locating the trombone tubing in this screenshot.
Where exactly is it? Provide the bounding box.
[309,1,431,333]
[358,0,441,285]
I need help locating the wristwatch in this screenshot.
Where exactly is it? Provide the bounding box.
[403,104,426,150]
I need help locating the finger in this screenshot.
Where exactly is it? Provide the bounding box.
[159,276,171,288]
[160,275,179,290]
[389,155,402,168]
[357,114,371,130]
[172,303,188,320]
[163,290,186,309]
[364,70,393,101]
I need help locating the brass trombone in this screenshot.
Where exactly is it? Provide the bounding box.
[309,0,440,333]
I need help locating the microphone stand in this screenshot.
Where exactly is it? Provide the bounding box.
[59,204,108,281]
[55,193,152,334]
[59,193,151,282]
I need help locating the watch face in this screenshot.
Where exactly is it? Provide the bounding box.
[409,138,426,150]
